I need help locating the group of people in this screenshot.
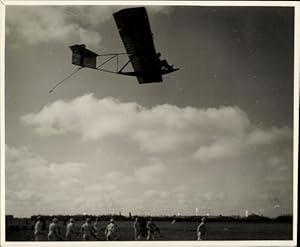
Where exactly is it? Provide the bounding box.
[133,217,160,240]
[34,216,118,241]
[34,216,207,241]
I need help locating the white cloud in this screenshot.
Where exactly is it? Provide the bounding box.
[5,145,167,216]
[13,94,294,216]
[6,6,172,48]
[247,126,291,146]
[22,95,139,139]
[6,6,109,48]
[21,94,253,155]
[20,94,293,169]
[5,145,89,215]
[193,139,243,163]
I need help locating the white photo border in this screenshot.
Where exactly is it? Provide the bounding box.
[0,1,299,247]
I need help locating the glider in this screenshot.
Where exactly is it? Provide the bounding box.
[50,7,178,93]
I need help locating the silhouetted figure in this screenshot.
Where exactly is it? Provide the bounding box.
[139,218,147,238]
[105,218,118,241]
[197,217,206,240]
[146,218,156,240]
[81,218,98,241]
[93,218,101,240]
[34,216,43,241]
[66,218,75,241]
[157,52,174,71]
[48,218,62,241]
[133,218,141,240]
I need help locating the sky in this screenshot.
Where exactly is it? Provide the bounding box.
[5,5,294,217]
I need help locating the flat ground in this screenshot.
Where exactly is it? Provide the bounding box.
[6,220,292,241]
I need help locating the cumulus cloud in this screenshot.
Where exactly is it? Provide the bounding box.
[21,94,292,161]
[247,127,291,146]
[6,5,172,48]
[193,139,242,163]
[5,145,168,216]
[11,94,294,216]
[20,94,293,166]
[5,145,118,215]
[6,145,88,215]
[21,94,254,155]
[6,6,102,48]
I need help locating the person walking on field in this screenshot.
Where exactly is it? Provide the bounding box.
[133,218,142,240]
[34,216,43,241]
[139,218,147,238]
[81,218,98,241]
[93,218,101,240]
[146,218,156,240]
[197,217,206,240]
[48,218,62,241]
[65,218,75,241]
[105,218,118,240]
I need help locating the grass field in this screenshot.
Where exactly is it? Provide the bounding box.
[6,220,292,241]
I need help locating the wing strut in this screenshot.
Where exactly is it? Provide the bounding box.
[49,67,83,93]
[118,54,135,73]
[96,55,118,69]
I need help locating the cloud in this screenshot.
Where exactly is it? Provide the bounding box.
[6,6,172,48]
[6,145,88,215]
[6,145,139,215]
[193,139,242,163]
[247,127,291,145]
[5,144,167,216]
[6,145,86,189]
[21,95,139,139]
[20,94,293,167]
[22,94,252,154]
[14,94,294,216]
[6,6,111,48]
[21,94,292,161]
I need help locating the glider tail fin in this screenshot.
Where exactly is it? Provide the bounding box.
[69,44,98,69]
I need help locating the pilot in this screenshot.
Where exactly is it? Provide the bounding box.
[157,52,174,71]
